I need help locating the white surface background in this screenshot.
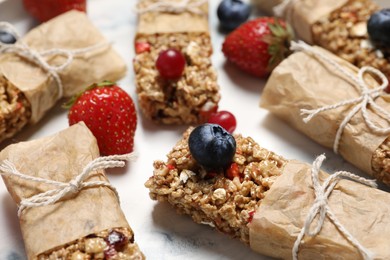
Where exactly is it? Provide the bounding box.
[0,0,389,259]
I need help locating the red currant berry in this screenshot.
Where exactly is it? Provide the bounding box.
[156,49,186,80]
[207,110,237,133]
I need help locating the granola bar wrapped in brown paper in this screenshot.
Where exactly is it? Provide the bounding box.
[146,126,389,259]
[260,42,390,185]
[0,10,126,143]
[248,156,390,259]
[133,0,220,124]
[251,0,390,81]
[0,122,144,259]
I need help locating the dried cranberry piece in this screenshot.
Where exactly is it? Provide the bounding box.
[248,210,256,223]
[105,230,129,251]
[104,246,117,259]
[225,163,242,180]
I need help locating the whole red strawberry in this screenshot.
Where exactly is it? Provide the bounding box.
[66,81,137,156]
[222,17,294,78]
[23,0,86,23]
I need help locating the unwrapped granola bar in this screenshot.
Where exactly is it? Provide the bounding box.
[251,0,390,80]
[0,123,144,260]
[260,44,390,185]
[145,127,390,259]
[133,0,220,124]
[0,10,126,143]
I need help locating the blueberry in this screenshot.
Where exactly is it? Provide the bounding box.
[367,9,390,47]
[189,124,236,170]
[217,0,251,31]
[0,30,16,44]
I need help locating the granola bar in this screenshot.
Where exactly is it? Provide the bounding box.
[0,123,144,259]
[133,0,220,125]
[146,127,390,259]
[145,127,286,243]
[38,228,143,260]
[315,3,390,183]
[0,75,31,143]
[261,45,390,186]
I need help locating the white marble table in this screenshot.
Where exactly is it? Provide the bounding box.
[0,0,388,259]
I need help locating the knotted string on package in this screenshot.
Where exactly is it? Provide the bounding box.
[0,22,110,100]
[292,154,376,260]
[0,153,136,217]
[134,0,208,15]
[291,40,390,153]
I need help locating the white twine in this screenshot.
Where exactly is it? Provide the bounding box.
[292,154,376,260]
[134,0,208,15]
[0,22,110,100]
[291,40,390,153]
[0,153,136,217]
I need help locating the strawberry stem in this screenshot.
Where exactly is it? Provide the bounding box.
[266,19,294,70]
[62,80,116,109]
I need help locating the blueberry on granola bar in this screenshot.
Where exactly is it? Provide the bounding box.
[189,124,236,171]
[367,8,390,46]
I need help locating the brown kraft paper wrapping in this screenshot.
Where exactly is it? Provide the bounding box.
[260,46,390,176]
[0,123,130,259]
[0,10,126,123]
[136,0,209,35]
[248,160,390,259]
[251,0,348,43]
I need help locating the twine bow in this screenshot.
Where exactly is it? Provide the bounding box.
[291,41,390,153]
[135,0,207,15]
[0,153,136,217]
[0,22,110,100]
[292,154,376,260]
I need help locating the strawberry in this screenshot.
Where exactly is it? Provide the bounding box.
[222,17,294,78]
[65,81,137,156]
[23,0,86,23]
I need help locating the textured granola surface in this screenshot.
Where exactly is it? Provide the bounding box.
[0,75,31,143]
[372,137,390,186]
[312,0,388,77]
[145,128,287,244]
[38,227,144,260]
[133,32,220,125]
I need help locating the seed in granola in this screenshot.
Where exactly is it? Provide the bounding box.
[189,124,236,171]
[367,9,390,46]
[156,49,186,80]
